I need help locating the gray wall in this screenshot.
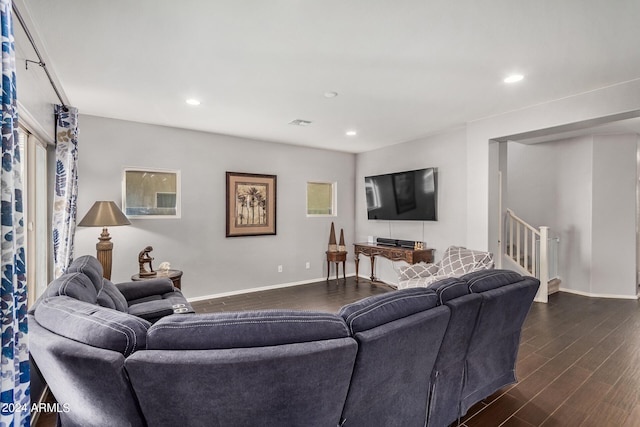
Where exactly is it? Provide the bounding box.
[17,9,640,299]
[73,115,355,299]
[507,133,638,298]
[355,127,468,285]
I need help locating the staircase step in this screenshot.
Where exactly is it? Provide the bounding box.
[548,278,561,294]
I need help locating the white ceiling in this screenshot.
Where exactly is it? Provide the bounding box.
[18,0,640,153]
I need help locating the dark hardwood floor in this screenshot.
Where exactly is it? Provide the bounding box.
[193,278,640,427]
[35,277,640,426]
[462,291,640,427]
[190,276,394,313]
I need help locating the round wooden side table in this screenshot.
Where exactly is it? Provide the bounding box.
[131,269,183,290]
[326,251,347,281]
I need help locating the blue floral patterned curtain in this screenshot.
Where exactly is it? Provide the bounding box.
[52,105,79,278]
[0,0,29,425]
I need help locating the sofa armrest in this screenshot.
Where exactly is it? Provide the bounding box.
[116,278,175,301]
[127,300,176,322]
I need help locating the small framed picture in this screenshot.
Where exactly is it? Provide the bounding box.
[122,167,181,218]
[226,172,277,237]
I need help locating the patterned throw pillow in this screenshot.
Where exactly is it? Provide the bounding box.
[398,262,440,281]
[439,246,494,276]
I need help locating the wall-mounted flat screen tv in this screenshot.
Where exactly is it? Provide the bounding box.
[365,167,437,221]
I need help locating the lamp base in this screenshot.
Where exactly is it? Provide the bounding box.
[96,227,113,280]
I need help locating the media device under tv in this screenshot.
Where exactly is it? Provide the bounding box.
[376,238,417,248]
[365,167,437,221]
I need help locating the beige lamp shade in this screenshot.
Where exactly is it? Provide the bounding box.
[78,201,131,227]
[78,201,130,280]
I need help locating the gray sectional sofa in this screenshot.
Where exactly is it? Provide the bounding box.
[29,255,539,427]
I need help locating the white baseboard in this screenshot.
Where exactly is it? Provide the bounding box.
[187,273,356,303]
[559,287,639,300]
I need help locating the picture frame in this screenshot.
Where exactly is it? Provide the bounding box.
[226,172,277,237]
[122,167,181,219]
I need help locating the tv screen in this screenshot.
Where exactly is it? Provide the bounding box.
[365,168,437,221]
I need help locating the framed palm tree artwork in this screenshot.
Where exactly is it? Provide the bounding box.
[226,172,277,237]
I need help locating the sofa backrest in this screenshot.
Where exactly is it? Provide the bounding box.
[429,278,483,364]
[34,296,151,356]
[97,279,129,312]
[338,288,450,427]
[145,309,348,349]
[126,310,357,427]
[426,278,483,427]
[43,272,99,304]
[429,277,470,305]
[459,269,540,415]
[66,255,103,288]
[66,255,129,311]
[29,310,148,427]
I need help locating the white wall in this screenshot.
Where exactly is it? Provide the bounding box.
[355,127,467,285]
[507,136,593,293]
[73,115,356,299]
[468,79,640,257]
[554,137,594,294]
[506,141,562,228]
[591,134,638,297]
[507,133,638,298]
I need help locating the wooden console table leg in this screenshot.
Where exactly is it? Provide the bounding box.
[369,255,375,282]
[342,259,346,281]
[326,259,330,281]
[354,255,360,282]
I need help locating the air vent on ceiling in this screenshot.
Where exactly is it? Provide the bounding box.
[288,119,312,127]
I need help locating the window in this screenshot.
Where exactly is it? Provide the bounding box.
[20,127,49,307]
[122,168,181,218]
[306,182,336,216]
[156,192,177,209]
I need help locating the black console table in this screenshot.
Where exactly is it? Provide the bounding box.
[353,243,434,282]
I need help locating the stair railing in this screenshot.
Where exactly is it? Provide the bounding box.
[505,209,549,303]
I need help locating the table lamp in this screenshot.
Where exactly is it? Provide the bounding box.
[77,201,131,280]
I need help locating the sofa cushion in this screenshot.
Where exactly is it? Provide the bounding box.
[146,310,350,350]
[66,255,104,291]
[44,272,99,304]
[439,246,494,276]
[34,296,151,356]
[338,287,438,334]
[397,262,439,281]
[429,277,469,304]
[96,280,129,312]
[462,269,525,293]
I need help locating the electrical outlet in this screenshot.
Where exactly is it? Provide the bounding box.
[278,265,283,273]
[305,262,310,269]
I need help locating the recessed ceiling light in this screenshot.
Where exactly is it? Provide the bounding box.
[324,91,338,98]
[504,74,524,83]
[346,130,357,136]
[186,98,201,106]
